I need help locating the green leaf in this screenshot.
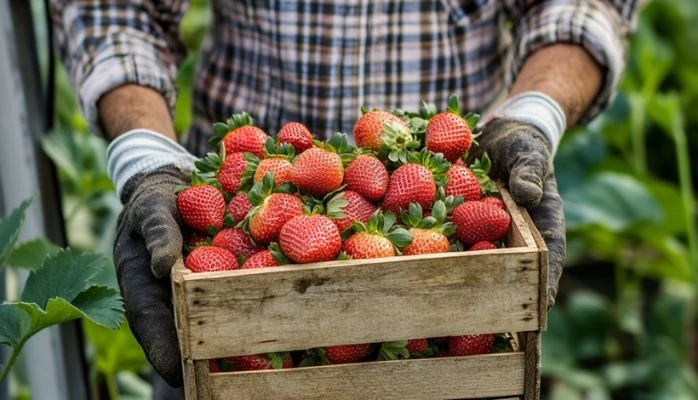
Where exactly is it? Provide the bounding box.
[7,239,60,270]
[0,198,32,269]
[385,228,413,249]
[0,304,32,347]
[21,250,106,306]
[447,94,461,115]
[564,172,663,232]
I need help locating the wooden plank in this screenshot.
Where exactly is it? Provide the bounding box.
[500,186,538,250]
[182,359,198,400]
[208,353,525,400]
[522,332,541,400]
[521,209,549,331]
[193,360,211,400]
[178,249,540,359]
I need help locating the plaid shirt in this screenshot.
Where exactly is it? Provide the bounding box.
[51,0,636,157]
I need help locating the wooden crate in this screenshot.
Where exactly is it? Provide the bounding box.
[171,187,548,400]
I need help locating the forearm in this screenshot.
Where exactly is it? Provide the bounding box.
[98,84,177,141]
[509,44,603,127]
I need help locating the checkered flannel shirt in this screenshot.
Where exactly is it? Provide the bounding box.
[51,0,636,157]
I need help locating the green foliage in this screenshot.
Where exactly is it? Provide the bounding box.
[545,0,698,397]
[0,198,124,384]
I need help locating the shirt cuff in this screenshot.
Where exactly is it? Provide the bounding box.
[508,0,630,123]
[77,31,178,137]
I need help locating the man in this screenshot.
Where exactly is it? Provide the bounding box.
[50,0,636,393]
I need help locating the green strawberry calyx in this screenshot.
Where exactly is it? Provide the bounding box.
[209,111,256,148]
[350,210,413,252]
[400,201,456,237]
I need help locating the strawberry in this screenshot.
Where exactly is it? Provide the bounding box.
[382,149,449,214]
[227,193,253,223]
[290,147,343,197]
[211,227,259,258]
[242,243,288,269]
[209,359,221,372]
[425,96,472,162]
[326,191,376,233]
[254,157,293,185]
[177,183,226,233]
[343,154,389,201]
[452,201,510,244]
[184,232,210,250]
[279,214,342,263]
[481,196,505,210]
[341,211,412,259]
[277,121,314,153]
[217,152,249,194]
[400,201,454,256]
[445,164,481,201]
[185,246,239,272]
[447,334,494,356]
[468,241,497,251]
[406,339,430,356]
[353,110,409,151]
[207,113,269,159]
[224,353,293,371]
[246,174,304,244]
[324,343,371,364]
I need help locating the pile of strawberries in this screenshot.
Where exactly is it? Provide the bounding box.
[177,96,513,372]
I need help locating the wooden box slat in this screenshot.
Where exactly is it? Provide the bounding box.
[208,353,525,400]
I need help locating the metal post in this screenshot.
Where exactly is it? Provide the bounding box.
[0,0,88,399]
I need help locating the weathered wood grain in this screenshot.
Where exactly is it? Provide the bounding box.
[175,248,540,359]
[208,353,525,400]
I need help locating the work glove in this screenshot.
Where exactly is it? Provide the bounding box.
[474,92,567,309]
[107,130,197,387]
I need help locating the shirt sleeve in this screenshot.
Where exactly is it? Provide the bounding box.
[49,0,189,136]
[506,0,638,123]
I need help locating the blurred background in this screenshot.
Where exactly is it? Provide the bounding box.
[2,0,697,398]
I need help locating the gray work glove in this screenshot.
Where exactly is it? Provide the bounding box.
[113,165,188,388]
[473,118,566,309]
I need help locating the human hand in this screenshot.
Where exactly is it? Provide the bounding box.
[473,118,566,309]
[108,131,197,387]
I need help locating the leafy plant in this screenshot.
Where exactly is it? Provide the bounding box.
[0,198,124,384]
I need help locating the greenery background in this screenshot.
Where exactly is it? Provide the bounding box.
[12,0,698,398]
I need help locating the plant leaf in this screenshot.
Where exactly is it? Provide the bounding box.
[0,198,33,269]
[7,238,61,270]
[0,304,32,347]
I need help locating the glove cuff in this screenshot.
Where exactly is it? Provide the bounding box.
[107,129,197,200]
[484,91,567,156]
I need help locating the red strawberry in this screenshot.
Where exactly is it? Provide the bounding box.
[227,193,253,223]
[177,184,226,233]
[341,232,396,259]
[343,154,389,201]
[452,201,510,244]
[341,211,413,259]
[224,353,293,371]
[445,164,481,201]
[211,227,259,258]
[209,359,221,372]
[400,201,454,256]
[277,122,314,153]
[353,110,409,151]
[447,334,494,356]
[223,125,268,159]
[217,152,249,194]
[290,147,343,197]
[481,196,505,210]
[279,214,342,263]
[249,193,303,244]
[425,112,472,163]
[468,241,497,251]
[327,191,376,233]
[383,164,435,213]
[324,343,371,364]
[242,249,279,269]
[254,157,293,186]
[406,339,430,356]
[184,232,210,250]
[185,246,239,272]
